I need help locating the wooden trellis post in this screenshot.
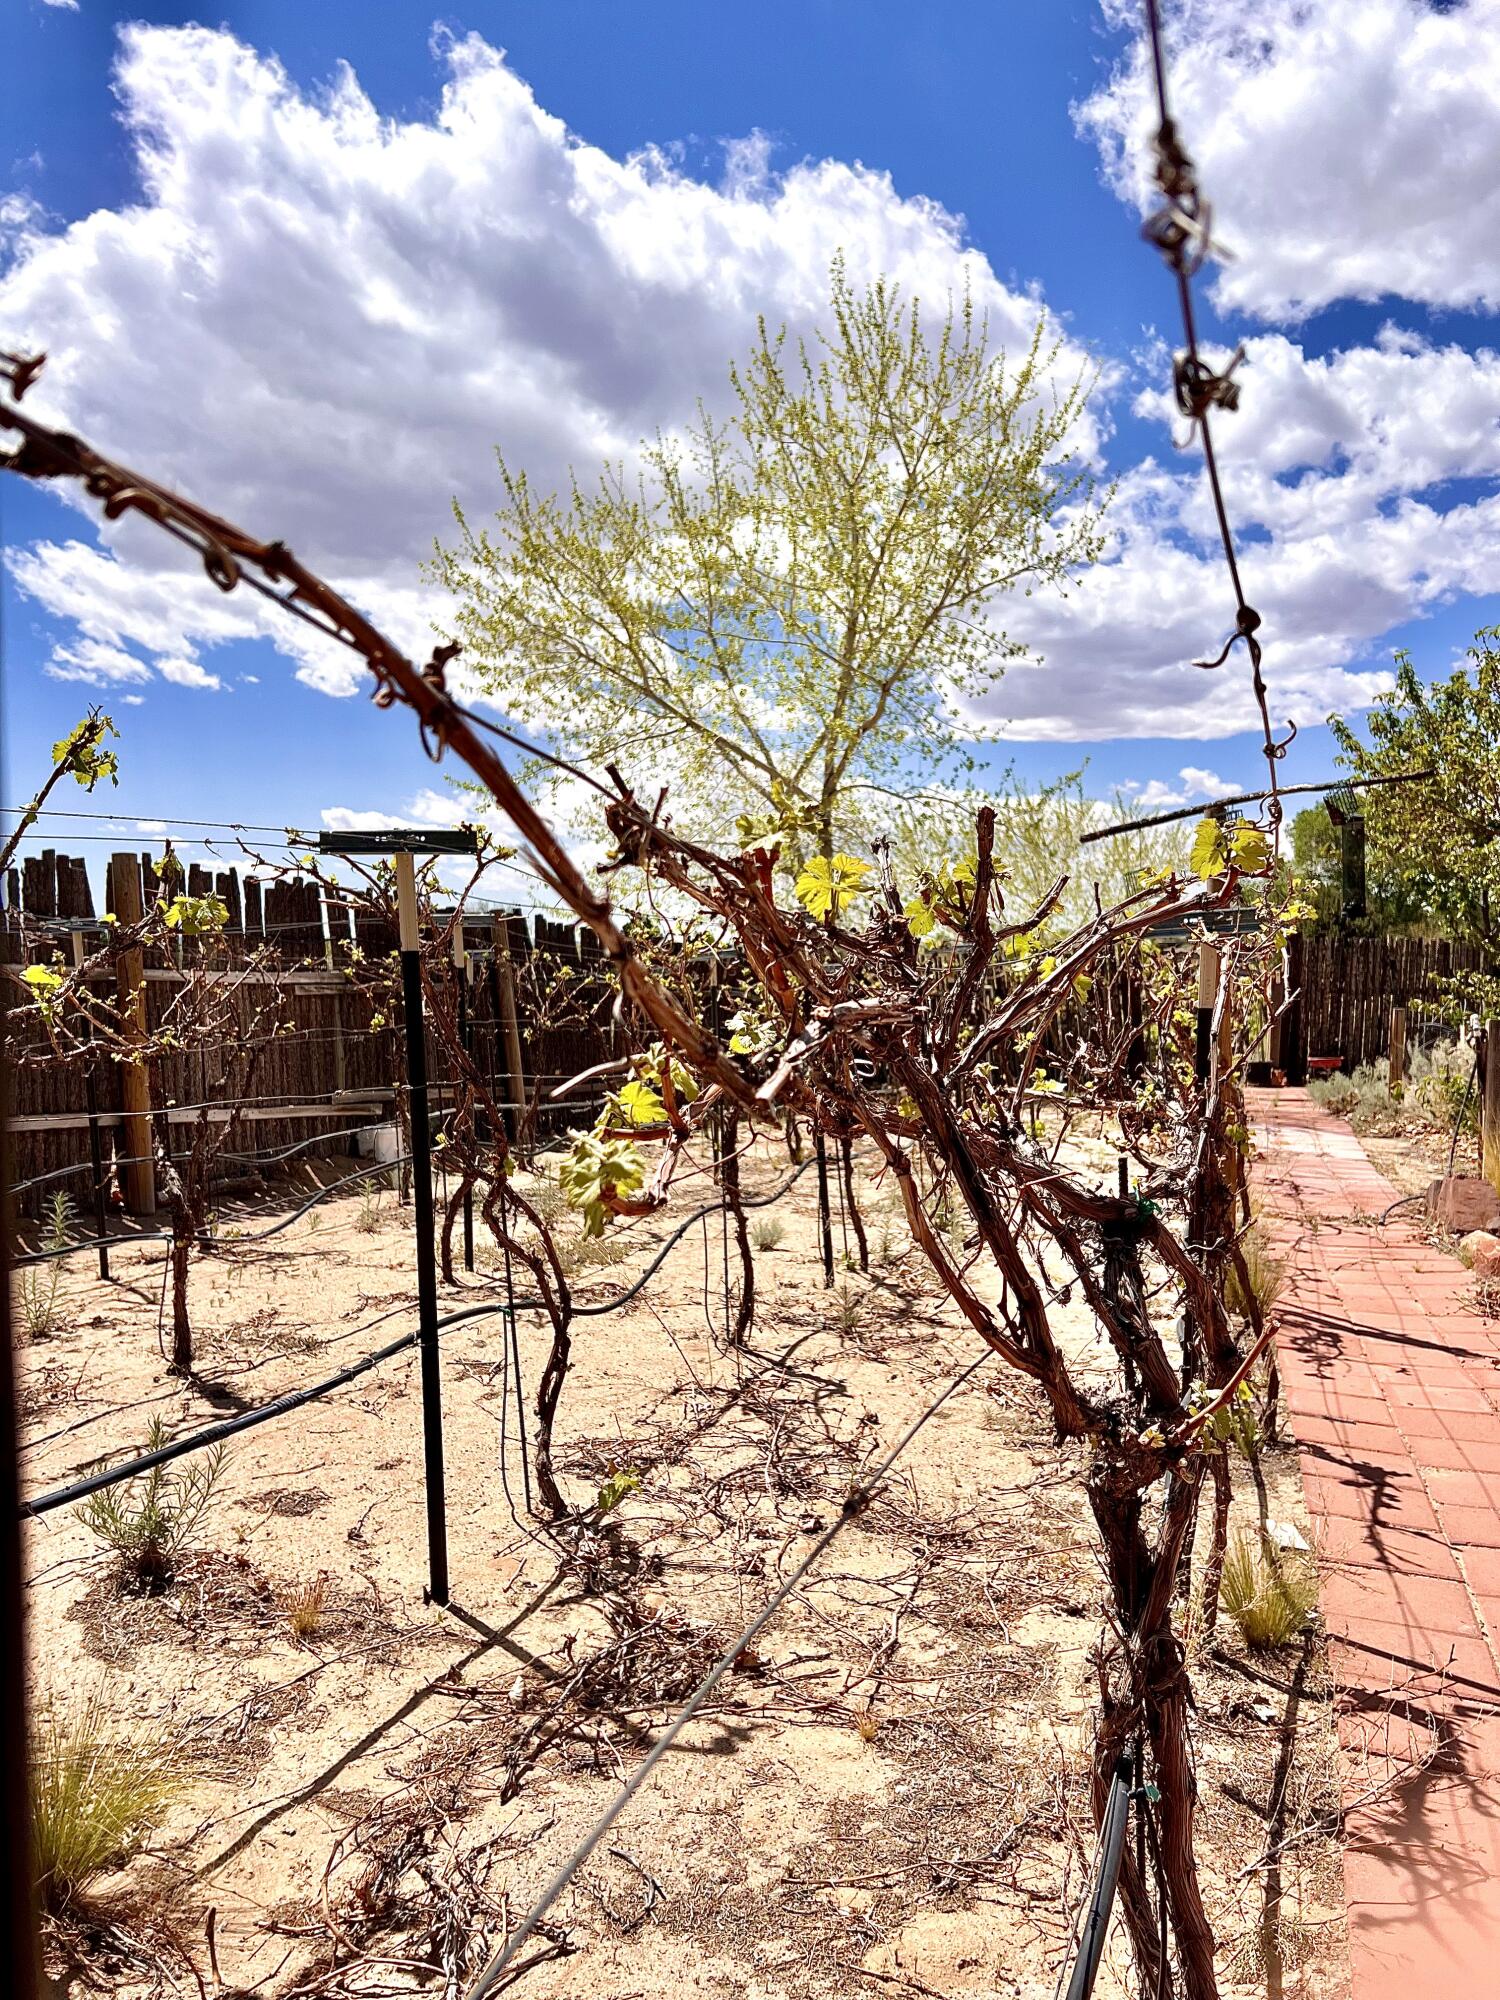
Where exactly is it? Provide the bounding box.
[491,913,528,1148]
[108,853,155,1215]
[1389,1005,1407,1097]
[1485,1019,1500,1195]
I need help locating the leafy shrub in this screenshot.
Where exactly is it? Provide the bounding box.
[77,1418,226,1587]
[1306,1038,1476,1139]
[750,1216,786,1252]
[1219,1530,1318,1648]
[30,1686,177,1909]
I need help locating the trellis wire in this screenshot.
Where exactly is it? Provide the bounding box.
[18,1159,814,1521]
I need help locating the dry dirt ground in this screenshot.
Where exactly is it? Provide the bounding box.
[13,1134,1349,1999]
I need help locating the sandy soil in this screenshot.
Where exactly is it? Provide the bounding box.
[13,1136,1348,1999]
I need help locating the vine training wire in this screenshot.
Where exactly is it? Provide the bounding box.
[18,1159,814,1520]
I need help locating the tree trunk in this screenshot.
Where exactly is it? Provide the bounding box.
[170,1210,193,1373]
[1089,1462,1219,2000]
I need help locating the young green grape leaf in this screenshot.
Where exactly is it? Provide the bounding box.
[1229,823,1270,873]
[795,853,871,922]
[1190,816,1230,881]
[597,1468,642,1515]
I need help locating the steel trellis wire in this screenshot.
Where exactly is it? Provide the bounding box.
[1139,0,1290,827]
[17,1159,815,1519]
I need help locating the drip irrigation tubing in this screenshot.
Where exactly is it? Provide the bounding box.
[18,1158,815,1520]
[459,1342,998,2000]
[1060,1755,1135,2000]
[9,1155,414,1267]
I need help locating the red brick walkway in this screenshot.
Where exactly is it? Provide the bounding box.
[1250,1088,1500,1998]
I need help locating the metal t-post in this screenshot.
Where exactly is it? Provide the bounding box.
[396,853,449,1606]
[814,1130,835,1287]
[71,929,110,1280]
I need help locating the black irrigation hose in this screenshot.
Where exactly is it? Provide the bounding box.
[11,1154,414,1267]
[461,1343,997,2000]
[569,1158,813,1320]
[1061,1756,1134,2000]
[18,1159,816,1520]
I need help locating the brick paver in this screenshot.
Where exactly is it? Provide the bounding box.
[1249,1088,1500,1998]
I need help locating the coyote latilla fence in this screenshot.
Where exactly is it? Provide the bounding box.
[2,849,623,1216]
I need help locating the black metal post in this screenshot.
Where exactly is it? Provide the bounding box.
[814,1130,835,1287]
[1063,1756,1133,2000]
[0,991,41,1997]
[1195,942,1217,1086]
[396,860,448,1607]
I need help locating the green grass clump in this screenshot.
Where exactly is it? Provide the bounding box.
[31,1687,177,1909]
[1226,1225,1286,1322]
[750,1216,785,1252]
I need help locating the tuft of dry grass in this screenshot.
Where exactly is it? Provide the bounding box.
[1226,1225,1286,1323]
[285,1571,329,1641]
[30,1686,177,1910]
[1220,1530,1318,1648]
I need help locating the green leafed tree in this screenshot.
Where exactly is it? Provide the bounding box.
[433,258,1107,859]
[1329,635,1498,948]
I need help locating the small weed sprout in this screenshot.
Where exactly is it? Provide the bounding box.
[18,1191,74,1341]
[751,1216,786,1252]
[836,1281,865,1336]
[1219,1530,1318,1648]
[286,1571,329,1641]
[354,1176,385,1233]
[77,1417,227,1587]
[30,1685,177,1909]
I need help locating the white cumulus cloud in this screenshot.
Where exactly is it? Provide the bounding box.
[1077,0,1500,322]
[4,14,1500,755]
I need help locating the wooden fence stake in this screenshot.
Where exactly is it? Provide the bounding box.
[71,931,110,1278]
[109,854,155,1216]
[491,915,528,1152]
[1389,1005,1407,1098]
[1485,1018,1500,1196]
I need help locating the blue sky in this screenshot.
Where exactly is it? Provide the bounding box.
[5,0,1500,901]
